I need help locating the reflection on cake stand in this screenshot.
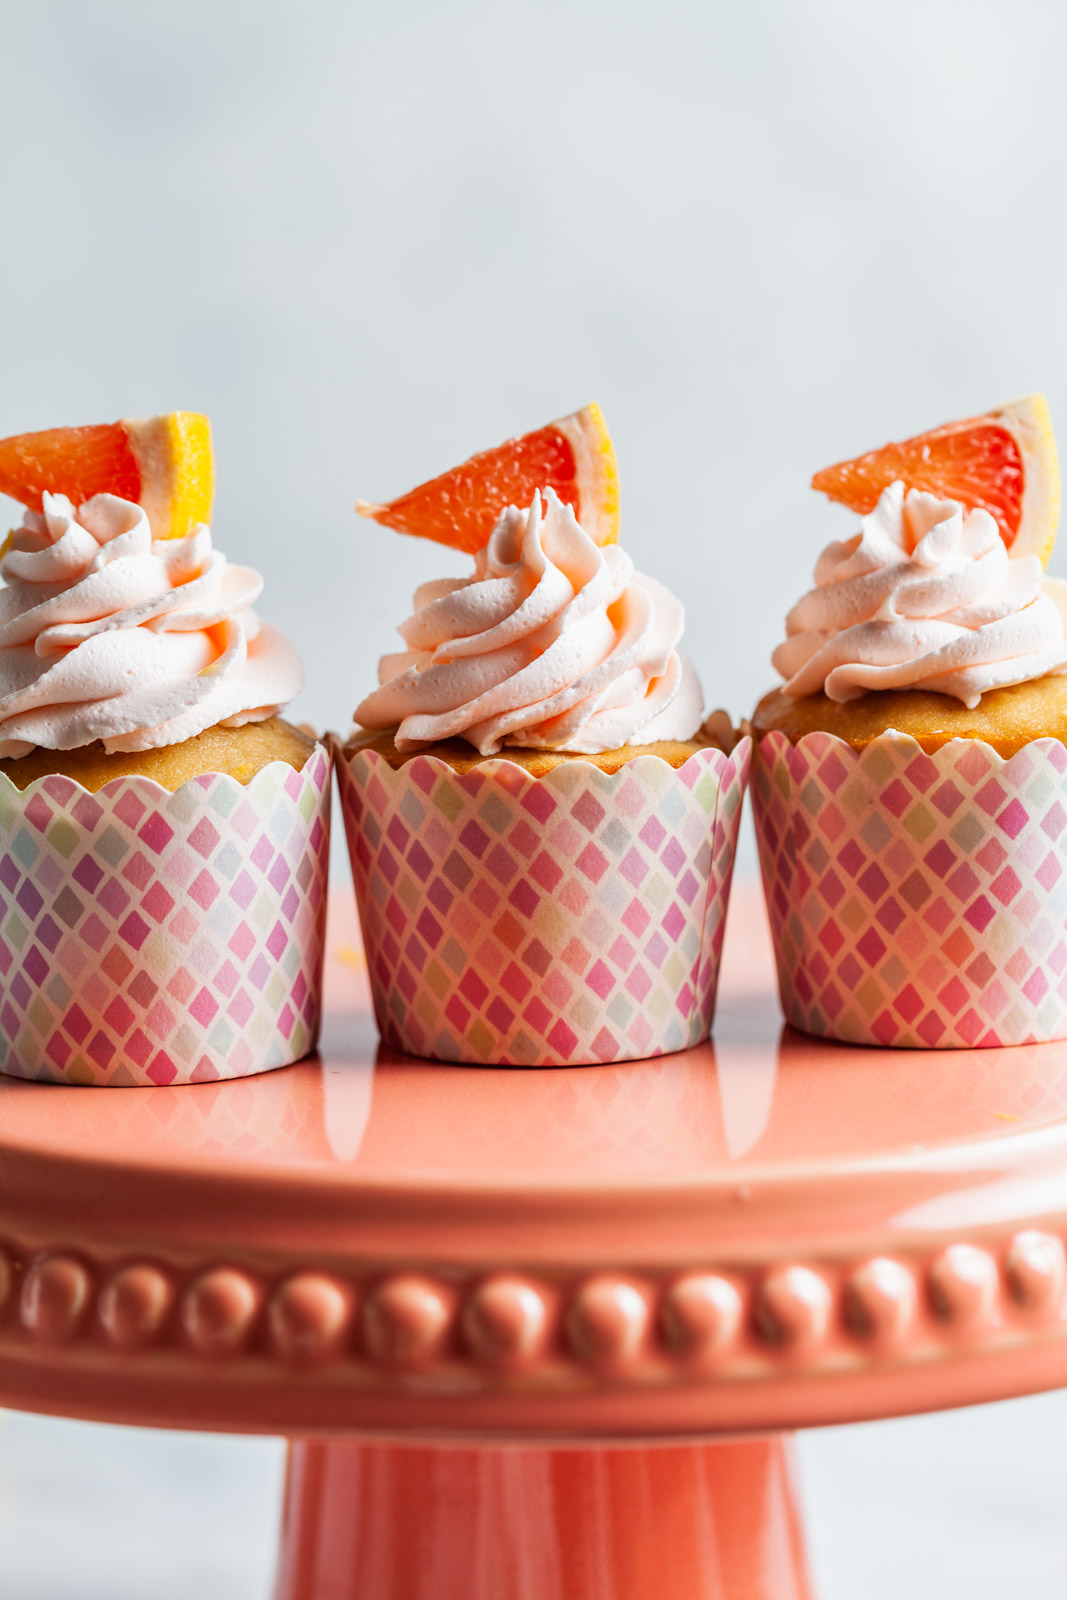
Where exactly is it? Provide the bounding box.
[2,890,1067,1598]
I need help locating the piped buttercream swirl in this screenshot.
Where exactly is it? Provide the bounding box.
[0,492,302,758]
[773,480,1067,707]
[355,488,703,754]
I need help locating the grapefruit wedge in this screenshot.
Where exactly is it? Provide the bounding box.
[356,403,620,554]
[0,412,214,540]
[812,394,1060,566]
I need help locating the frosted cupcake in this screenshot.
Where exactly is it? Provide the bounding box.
[336,405,749,1065]
[349,486,711,772]
[0,490,311,783]
[751,395,1067,1047]
[0,412,330,1085]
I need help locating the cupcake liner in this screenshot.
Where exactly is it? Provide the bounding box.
[752,728,1067,1048]
[334,734,751,1066]
[0,745,332,1086]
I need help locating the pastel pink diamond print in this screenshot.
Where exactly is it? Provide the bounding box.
[752,730,1067,1048]
[0,747,331,1086]
[336,739,751,1066]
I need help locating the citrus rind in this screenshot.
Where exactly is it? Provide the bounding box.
[356,403,621,554]
[552,402,620,547]
[812,393,1060,568]
[124,412,214,540]
[994,393,1060,568]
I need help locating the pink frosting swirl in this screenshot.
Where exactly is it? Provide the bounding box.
[355,488,702,754]
[0,492,303,757]
[773,481,1067,707]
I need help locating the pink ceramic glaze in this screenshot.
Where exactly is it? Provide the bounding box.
[0,887,1066,1437]
[335,739,750,1064]
[274,1437,812,1600]
[754,729,1067,1047]
[2,886,1067,1598]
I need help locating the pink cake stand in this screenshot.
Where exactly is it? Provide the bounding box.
[2,887,1067,1599]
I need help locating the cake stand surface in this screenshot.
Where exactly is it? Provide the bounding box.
[2,889,1067,1599]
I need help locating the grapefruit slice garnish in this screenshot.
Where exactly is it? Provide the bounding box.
[812,394,1061,566]
[356,402,620,554]
[0,412,214,540]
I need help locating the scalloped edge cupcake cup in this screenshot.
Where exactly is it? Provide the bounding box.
[333,728,751,1066]
[0,743,332,1086]
[752,727,1067,1048]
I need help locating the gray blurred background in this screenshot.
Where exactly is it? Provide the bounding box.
[3,0,1067,1594]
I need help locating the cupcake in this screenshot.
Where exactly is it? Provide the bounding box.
[751,394,1067,1048]
[336,404,750,1065]
[0,412,330,1085]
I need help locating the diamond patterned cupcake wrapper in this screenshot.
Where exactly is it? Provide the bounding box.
[0,746,332,1086]
[335,736,751,1066]
[752,728,1067,1049]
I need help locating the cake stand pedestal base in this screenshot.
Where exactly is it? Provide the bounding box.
[273,1435,813,1600]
